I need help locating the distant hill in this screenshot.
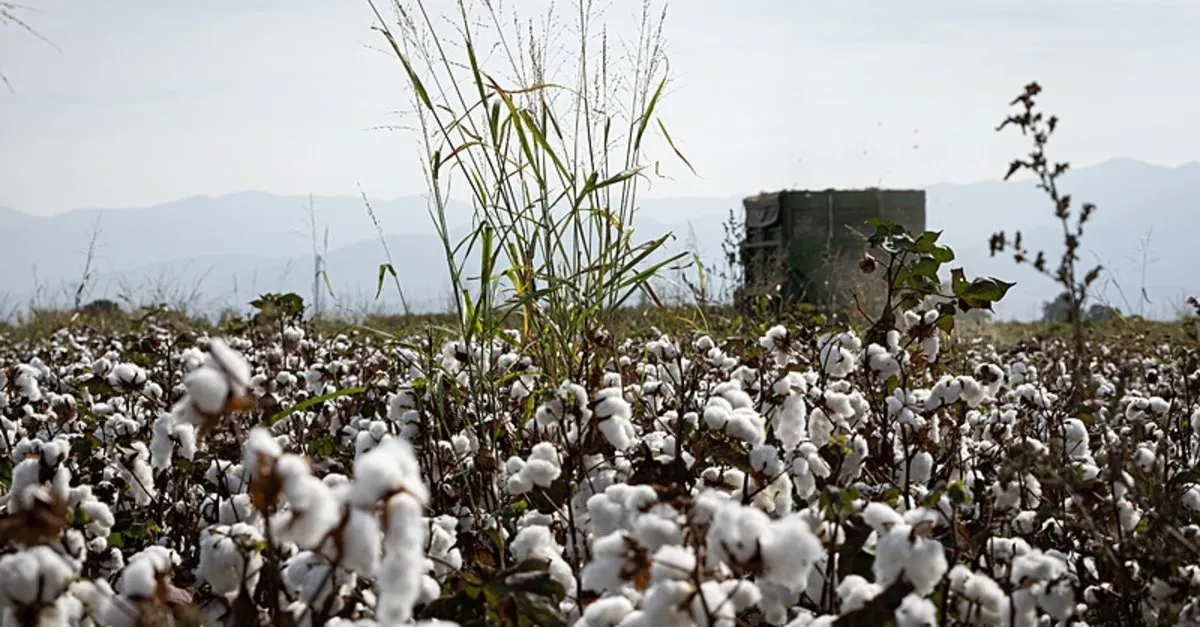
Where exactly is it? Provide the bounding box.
[0,159,1195,320]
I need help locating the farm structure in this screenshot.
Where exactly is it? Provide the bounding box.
[738,188,927,313]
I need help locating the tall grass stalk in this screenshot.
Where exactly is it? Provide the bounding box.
[369,0,693,388]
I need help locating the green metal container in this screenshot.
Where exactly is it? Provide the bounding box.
[739,188,926,313]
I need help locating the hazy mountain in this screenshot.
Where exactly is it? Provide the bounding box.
[0,206,38,231]
[0,159,1195,320]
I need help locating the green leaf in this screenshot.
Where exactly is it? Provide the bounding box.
[376,263,398,300]
[263,386,366,427]
[948,480,973,505]
[951,268,1016,311]
[307,435,338,458]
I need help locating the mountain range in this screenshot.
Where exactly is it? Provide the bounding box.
[0,158,1195,321]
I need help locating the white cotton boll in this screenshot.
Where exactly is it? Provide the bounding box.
[523,459,562,488]
[824,391,854,420]
[808,408,834,448]
[1009,549,1066,586]
[650,544,696,584]
[506,466,534,496]
[107,363,147,391]
[1116,499,1142,534]
[636,579,694,626]
[862,502,905,533]
[0,547,75,606]
[117,443,157,506]
[581,532,631,593]
[927,376,962,410]
[865,343,902,380]
[182,366,231,415]
[773,393,808,453]
[959,376,985,407]
[875,524,947,596]
[588,494,626,537]
[1038,578,1076,620]
[837,574,881,613]
[905,451,933,486]
[632,509,683,553]
[7,459,40,511]
[724,408,767,447]
[577,595,635,627]
[1183,485,1200,511]
[327,507,382,577]
[348,436,429,507]
[1133,445,1156,473]
[273,478,341,548]
[948,565,1009,624]
[150,413,177,469]
[1012,510,1039,535]
[706,502,771,568]
[1061,418,1090,460]
[118,550,172,599]
[920,334,940,363]
[713,381,754,410]
[80,499,116,536]
[244,427,283,475]
[197,523,265,600]
[176,423,198,461]
[598,418,635,451]
[703,399,732,431]
[894,593,937,627]
[760,515,823,593]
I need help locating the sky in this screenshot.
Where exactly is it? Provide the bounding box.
[1,0,1198,215]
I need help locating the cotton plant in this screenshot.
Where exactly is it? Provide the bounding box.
[0,287,1197,626]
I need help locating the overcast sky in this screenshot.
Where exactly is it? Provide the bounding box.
[1,0,1197,215]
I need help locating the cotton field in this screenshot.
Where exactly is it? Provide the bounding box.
[0,309,1197,627]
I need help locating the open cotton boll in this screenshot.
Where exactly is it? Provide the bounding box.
[894,593,938,627]
[948,565,1010,624]
[117,547,178,600]
[759,515,824,593]
[631,505,684,552]
[836,574,881,613]
[197,523,266,600]
[0,546,76,607]
[650,544,696,584]
[874,522,948,596]
[862,502,905,533]
[581,532,634,593]
[348,435,429,507]
[575,595,635,627]
[817,331,861,378]
[320,506,383,577]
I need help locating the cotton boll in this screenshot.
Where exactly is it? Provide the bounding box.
[894,593,937,627]
[581,532,634,593]
[862,502,905,533]
[760,515,823,593]
[874,524,947,596]
[348,436,429,507]
[197,523,265,600]
[577,595,636,627]
[836,575,881,613]
[324,507,383,577]
[650,544,696,584]
[632,506,683,552]
[808,408,834,448]
[0,547,75,607]
[706,502,771,568]
[948,565,1010,625]
[772,387,808,453]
